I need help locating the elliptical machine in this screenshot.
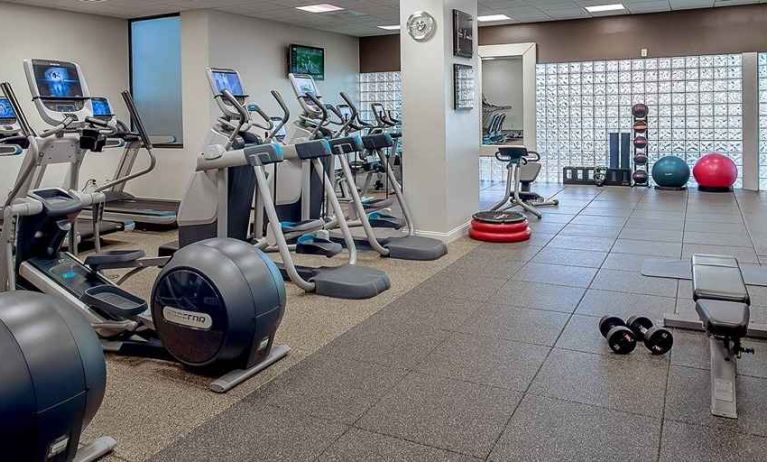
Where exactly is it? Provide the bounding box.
[286,74,447,261]
[172,67,389,299]
[0,60,288,393]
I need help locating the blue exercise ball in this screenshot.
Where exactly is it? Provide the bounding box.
[652,156,690,188]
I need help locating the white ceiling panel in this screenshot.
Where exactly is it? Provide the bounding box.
[1,0,764,36]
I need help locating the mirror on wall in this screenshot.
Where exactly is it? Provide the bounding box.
[481,56,524,146]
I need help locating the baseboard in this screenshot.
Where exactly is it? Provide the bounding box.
[415,221,471,243]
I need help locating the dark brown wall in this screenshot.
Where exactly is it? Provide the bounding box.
[359,4,767,72]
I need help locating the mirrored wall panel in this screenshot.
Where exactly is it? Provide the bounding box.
[536,54,744,185]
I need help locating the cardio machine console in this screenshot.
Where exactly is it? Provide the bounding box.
[207,68,249,118]
[23,59,92,125]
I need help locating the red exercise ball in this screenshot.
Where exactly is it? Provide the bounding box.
[692,153,737,191]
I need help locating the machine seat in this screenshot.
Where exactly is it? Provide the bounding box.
[696,299,750,338]
[691,254,750,304]
[84,250,146,269]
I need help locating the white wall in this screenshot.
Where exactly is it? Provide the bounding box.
[0,2,129,202]
[481,57,523,130]
[127,9,361,201]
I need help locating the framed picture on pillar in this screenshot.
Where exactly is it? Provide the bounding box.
[453,64,475,111]
[452,10,473,58]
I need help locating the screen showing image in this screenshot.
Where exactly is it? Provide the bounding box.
[33,61,84,99]
[0,98,15,119]
[91,97,112,117]
[289,45,324,80]
[294,76,318,97]
[212,71,245,96]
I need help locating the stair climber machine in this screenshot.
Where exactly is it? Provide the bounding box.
[171,67,389,299]
[287,74,447,260]
[0,92,131,252]
[80,96,179,226]
[0,61,289,393]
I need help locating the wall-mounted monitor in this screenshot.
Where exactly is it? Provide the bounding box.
[0,97,16,120]
[288,44,325,81]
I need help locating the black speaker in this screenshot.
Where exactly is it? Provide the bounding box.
[609,132,619,169]
[620,132,631,170]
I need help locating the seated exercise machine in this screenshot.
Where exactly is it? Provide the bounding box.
[286,74,447,260]
[1,291,115,462]
[490,145,559,219]
[81,96,179,226]
[691,254,753,419]
[0,61,288,393]
[170,67,389,299]
[0,93,131,252]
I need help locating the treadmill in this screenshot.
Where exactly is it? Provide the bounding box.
[82,97,179,226]
[0,94,132,248]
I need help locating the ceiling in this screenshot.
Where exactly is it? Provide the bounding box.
[2,0,765,36]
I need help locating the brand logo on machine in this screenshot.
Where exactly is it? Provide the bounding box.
[162,307,213,329]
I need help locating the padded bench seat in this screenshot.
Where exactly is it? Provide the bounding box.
[695,299,750,338]
[691,254,751,304]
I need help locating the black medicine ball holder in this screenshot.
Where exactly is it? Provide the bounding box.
[632,103,650,187]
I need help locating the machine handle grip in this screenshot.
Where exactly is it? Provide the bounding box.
[221,89,250,123]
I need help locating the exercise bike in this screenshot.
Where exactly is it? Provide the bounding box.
[489,145,559,219]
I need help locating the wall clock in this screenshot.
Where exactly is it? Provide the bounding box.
[407,11,437,42]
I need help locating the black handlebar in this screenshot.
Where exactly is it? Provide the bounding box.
[305,93,328,124]
[120,91,153,150]
[221,89,250,124]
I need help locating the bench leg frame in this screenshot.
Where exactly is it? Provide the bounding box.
[709,337,739,419]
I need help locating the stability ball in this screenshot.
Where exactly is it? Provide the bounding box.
[652,156,690,188]
[693,152,737,191]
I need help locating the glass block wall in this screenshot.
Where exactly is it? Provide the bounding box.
[359,72,402,125]
[536,55,744,185]
[760,53,767,189]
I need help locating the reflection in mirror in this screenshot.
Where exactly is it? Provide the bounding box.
[481,56,524,145]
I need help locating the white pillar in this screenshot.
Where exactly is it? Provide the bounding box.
[400,0,479,239]
[742,52,759,191]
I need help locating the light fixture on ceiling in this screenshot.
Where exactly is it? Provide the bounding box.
[78,0,108,2]
[296,4,344,13]
[477,14,512,22]
[584,3,626,13]
[377,25,401,30]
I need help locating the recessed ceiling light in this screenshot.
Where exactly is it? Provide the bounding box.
[477,14,511,22]
[585,3,625,13]
[296,4,344,13]
[377,25,400,30]
[79,0,108,2]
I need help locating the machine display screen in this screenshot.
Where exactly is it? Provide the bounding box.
[91,97,113,117]
[33,61,84,99]
[0,97,15,119]
[293,76,318,97]
[211,70,245,97]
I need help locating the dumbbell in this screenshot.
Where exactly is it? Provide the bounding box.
[626,315,673,355]
[598,316,637,355]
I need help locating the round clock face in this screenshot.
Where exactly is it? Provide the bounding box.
[407,11,437,42]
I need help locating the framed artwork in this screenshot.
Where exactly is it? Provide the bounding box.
[452,10,473,58]
[453,64,475,110]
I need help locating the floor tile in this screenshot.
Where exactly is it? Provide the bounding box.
[559,224,623,238]
[576,289,676,319]
[660,420,767,462]
[611,239,683,257]
[512,262,598,288]
[681,244,759,264]
[377,292,483,331]
[251,354,407,424]
[600,252,655,272]
[317,428,479,462]
[357,373,522,458]
[322,313,450,370]
[530,247,608,268]
[529,348,668,417]
[489,280,586,313]
[489,395,661,462]
[548,235,616,252]
[150,404,347,462]
[591,269,678,297]
[457,303,570,346]
[625,217,685,231]
[683,231,753,248]
[618,227,684,243]
[417,333,549,391]
[415,270,508,301]
[568,215,629,228]
[665,365,767,437]
[446,250,527,280]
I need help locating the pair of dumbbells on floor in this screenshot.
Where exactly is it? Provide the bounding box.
[598,315,674,355]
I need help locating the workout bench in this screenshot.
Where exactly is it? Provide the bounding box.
[692,254,754,419]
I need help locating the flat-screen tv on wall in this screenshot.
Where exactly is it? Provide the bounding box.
[289,44,325,80]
